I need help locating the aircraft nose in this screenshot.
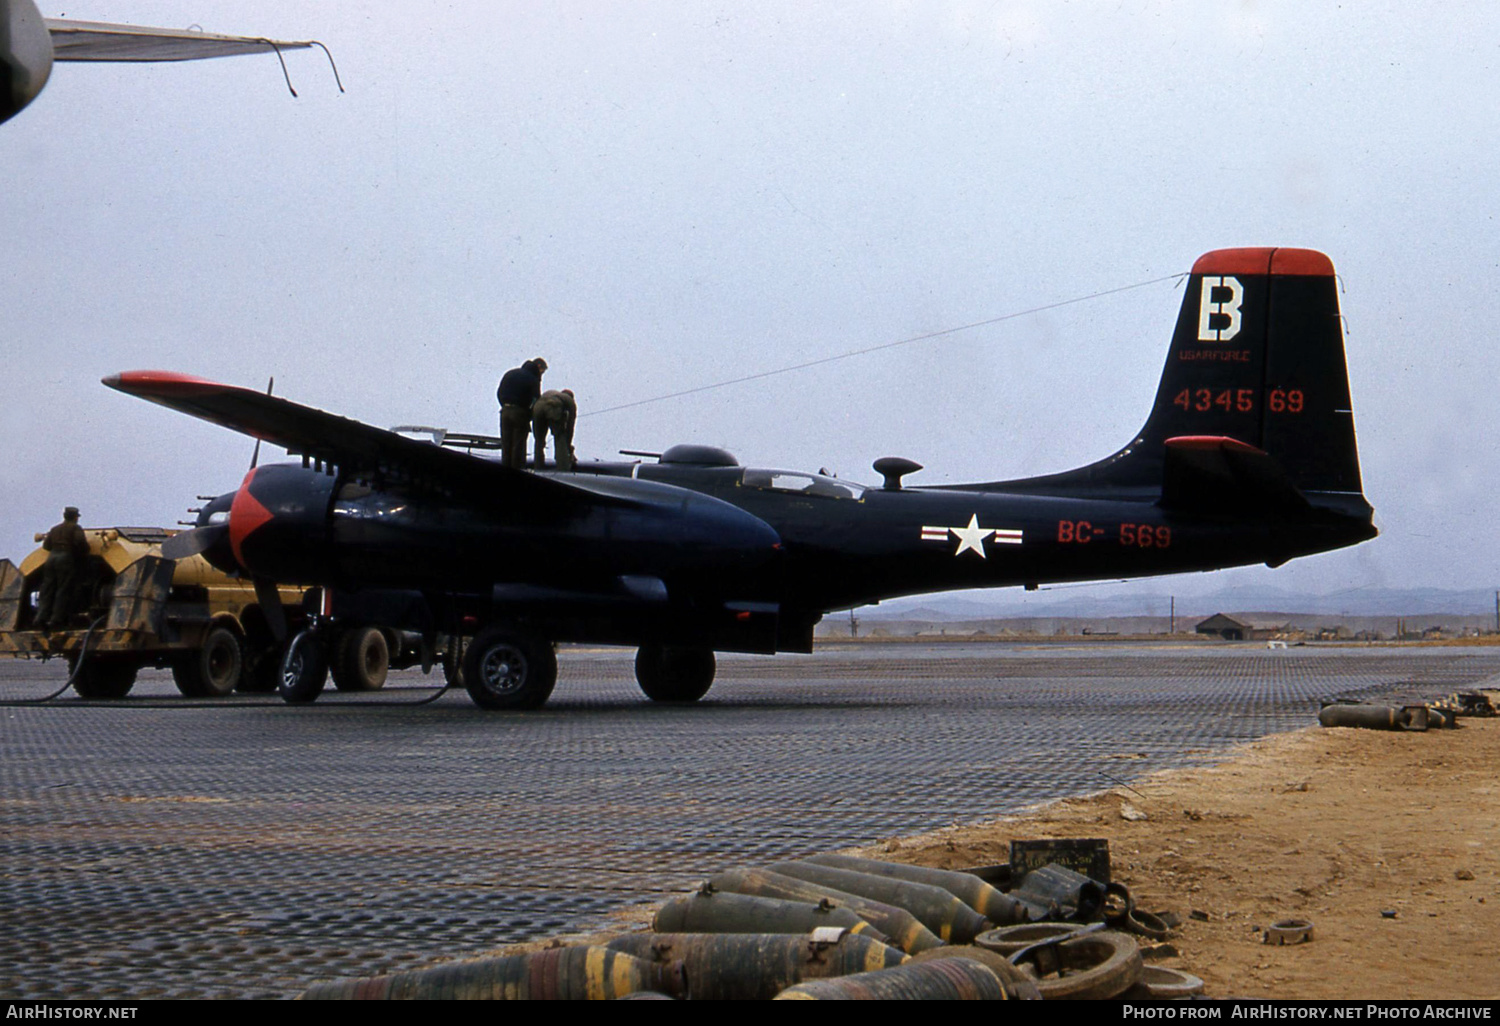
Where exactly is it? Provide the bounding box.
[683,494,781,554]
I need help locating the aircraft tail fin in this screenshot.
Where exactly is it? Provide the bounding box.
[982,247,1367,508]
[1144,247,1363,499]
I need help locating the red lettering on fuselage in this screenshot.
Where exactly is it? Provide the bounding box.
[1057,520,1107,544]
[1059,521,1171,548]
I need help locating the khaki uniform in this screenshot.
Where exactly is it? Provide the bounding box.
[500,404,533,469]
[37,518,89,629]
[532,390,577,470]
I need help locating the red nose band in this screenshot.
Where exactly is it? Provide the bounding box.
[229,468,275,569]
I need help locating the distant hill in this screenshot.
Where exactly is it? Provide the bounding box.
[853,586,1500,621]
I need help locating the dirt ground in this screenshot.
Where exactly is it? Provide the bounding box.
[852,698,1500,1001]
[526,692,1499,1001]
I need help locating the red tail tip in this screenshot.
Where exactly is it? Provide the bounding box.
[1191,248,1334,277]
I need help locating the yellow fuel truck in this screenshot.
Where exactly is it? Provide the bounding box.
[0,526,313,699]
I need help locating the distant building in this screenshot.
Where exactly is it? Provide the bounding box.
[1195,613,1289,641]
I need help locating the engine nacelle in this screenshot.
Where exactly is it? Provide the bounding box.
[214,464,336,583]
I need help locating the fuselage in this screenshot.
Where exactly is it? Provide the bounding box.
[196,444,1373,656]
[573,458,1376,611]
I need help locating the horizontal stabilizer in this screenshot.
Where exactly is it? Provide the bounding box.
[1160,436,1310,515]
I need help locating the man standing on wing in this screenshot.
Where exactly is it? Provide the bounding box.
[495,357,547,469]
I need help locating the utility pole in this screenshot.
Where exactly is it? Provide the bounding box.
[1170,596,1175,635]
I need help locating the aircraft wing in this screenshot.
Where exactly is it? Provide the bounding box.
[103,371,641,511]
[3,0,329,126]
[47,20,314,62]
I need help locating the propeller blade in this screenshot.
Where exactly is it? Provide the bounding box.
[253,576,289,643]
[250,376,274,470]
[161,524,228,560]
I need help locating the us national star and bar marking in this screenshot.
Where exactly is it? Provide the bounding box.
[920,514,1024,559]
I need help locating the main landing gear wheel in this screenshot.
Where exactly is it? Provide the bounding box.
[172,626,244,697]
[634,646,716,703]
[330,626,389,692]
[461,627,557,710]
[278,630,329,705]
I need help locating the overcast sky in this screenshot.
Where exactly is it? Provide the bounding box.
[2,2,1495,611]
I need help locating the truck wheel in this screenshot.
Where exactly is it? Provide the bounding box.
[330,626,389,691]
[237,647,281,693]
[461,627,556,710]
[279,630,328,705]
[172,627,244,698]
[72,658,137,700]
[635,646,715,702]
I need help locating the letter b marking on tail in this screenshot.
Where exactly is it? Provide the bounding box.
[1197,276,1244,342]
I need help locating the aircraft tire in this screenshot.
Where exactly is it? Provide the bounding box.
[278,630,329,705]
[462,627,557,710]
[71,658,137,700]
[635,646,715,703]
[330,626,389,691]
[172,626,244,698]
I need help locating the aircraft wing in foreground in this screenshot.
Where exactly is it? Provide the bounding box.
[2,0,321,124]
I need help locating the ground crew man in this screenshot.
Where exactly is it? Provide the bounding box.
[36,506,89,630]
[532,388,577,471]
[496,357,547,469]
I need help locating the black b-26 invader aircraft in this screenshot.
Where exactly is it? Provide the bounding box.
[107,246,1375,710]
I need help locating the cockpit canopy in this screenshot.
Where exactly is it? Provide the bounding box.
[740,469,864,500]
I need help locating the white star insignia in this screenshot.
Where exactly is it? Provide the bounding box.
[920,516,1023,559]
[950,514,992,558]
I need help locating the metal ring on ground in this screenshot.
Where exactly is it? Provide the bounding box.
[1021,930,1144,1001]
[1263,918,1314,945]
[1121,907,1172,941]
[1123,966,1206,1000]
[974,923,1081,956]
[1102,881,1135,924]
